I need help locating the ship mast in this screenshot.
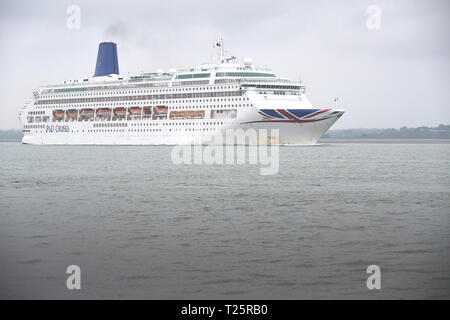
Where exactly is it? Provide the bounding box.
[217,38,224,63]
[216,38,236,64]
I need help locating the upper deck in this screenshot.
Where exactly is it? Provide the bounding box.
[37,66,301,94]
[35,39,304,98]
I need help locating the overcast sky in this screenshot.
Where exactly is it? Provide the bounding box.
[0,0,449,129]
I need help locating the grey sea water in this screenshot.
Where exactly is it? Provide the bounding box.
[0,142,449,299]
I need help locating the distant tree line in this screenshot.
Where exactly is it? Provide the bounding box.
[0,130,23,141]
[322,124,450,139]
[1,124,449,141]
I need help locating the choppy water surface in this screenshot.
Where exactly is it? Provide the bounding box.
[0,142,449,299]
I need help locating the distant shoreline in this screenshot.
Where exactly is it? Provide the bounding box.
[1,124,450,143]
[2,139,450,144]
[319,138,450,144]
[0,139,21,142]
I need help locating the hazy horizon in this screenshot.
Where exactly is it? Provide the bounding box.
[0,0,449,130]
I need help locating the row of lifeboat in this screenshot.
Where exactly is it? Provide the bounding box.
[169,110,205,120]
[53,107,153,115]
[52,106,161,121]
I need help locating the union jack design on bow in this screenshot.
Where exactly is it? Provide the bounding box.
[242,109,339,124]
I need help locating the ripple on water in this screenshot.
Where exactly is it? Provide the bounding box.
[1,142,449,299]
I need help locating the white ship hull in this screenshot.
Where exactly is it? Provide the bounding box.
[21,104,343,146]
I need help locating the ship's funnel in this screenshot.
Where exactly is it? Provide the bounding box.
[93,42,119,77]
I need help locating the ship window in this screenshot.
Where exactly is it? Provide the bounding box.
[175,73,210,79]
[216,72,276,78]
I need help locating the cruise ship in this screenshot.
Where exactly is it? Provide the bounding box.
[19,40,344,145]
